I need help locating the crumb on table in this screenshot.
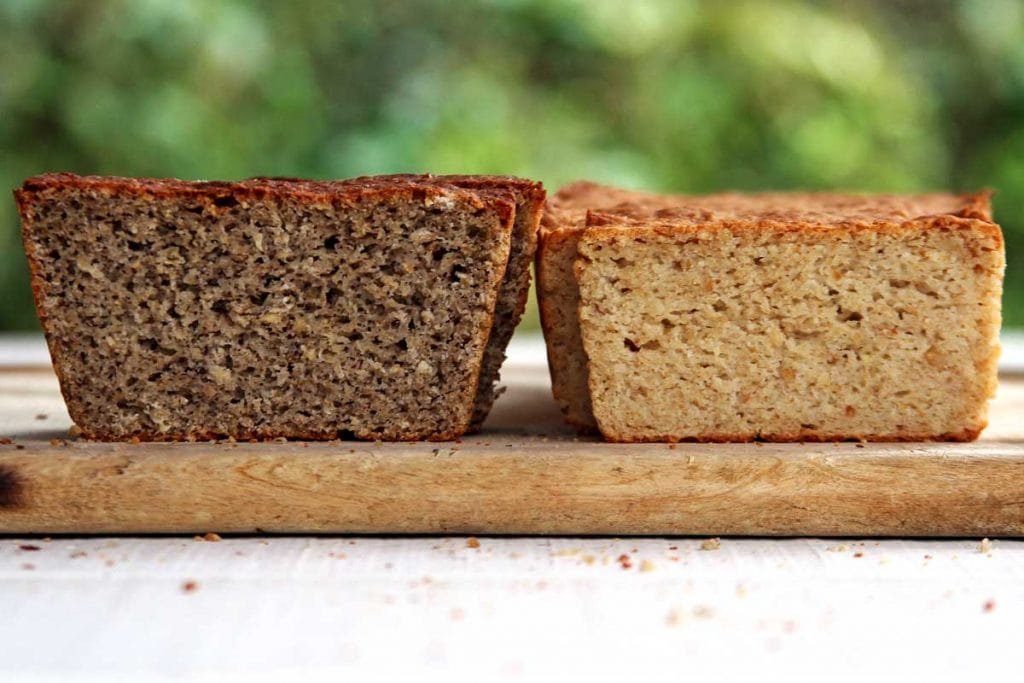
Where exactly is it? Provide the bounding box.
[700,538,721,551]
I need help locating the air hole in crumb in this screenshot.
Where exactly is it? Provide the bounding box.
[213,195,239,208]
[753,256,765,265]
[660,318,675,331]
[641,339,661,351]
[432,247,448,261]
[126,240,145,252]
[348,332,364,342]
[323,235,340,250]
[800,423,818,430]
[211,300,229,315]
[396,339,408,351]
[449,264,466,282]
[326,288,341,305]
[837,309,863,322]
[712,300,727,312]
[624,338,641,353]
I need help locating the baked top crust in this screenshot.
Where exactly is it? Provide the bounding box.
[543,180,995,233]
[17,172,521,220]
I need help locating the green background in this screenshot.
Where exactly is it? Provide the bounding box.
[2,0,1021,331]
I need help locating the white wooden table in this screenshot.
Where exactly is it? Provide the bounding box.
[2,334,1023,682]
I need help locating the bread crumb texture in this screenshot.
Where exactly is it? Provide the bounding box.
[17,173,543,441]
[540,182,1005,442]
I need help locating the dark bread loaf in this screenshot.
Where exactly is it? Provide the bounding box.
[16,173,542,441]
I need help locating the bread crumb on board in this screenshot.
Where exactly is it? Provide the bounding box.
[639,559,656,572]
[827,544,850,552]
[700,538,721,551]
[979,538,993,554]
[194,532,222,542]
[466,537,480,549]
[181,580,199,593]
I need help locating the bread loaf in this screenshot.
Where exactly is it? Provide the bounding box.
[16,173,542,441]
[539,182,1005,442]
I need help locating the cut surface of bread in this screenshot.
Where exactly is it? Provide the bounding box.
[541,182,1005,442]
[249,173,546,429]
[428,177,546,429]
[16,173,522,441]
[538,182,683,431]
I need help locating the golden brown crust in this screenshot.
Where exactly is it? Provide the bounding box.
[548,181,996,230]
[16,173,515,219]
[577,214,1003,255]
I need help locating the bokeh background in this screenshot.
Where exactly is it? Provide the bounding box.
[2,0,1022,331]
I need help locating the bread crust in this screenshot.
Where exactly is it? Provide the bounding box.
[594,426,985,444]
[16,173,519,442]
[536,227,597,432]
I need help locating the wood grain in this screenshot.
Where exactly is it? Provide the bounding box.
[1,366,1023,536]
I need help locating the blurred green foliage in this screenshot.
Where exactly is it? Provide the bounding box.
[2,0,1022,330]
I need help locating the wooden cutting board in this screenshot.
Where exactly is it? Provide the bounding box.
[1,364,1022,536]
